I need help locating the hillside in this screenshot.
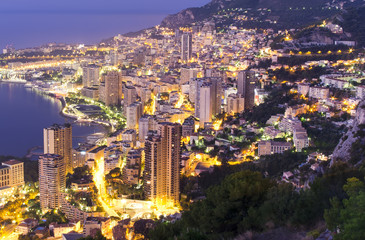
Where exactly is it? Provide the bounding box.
[160,0,364,29]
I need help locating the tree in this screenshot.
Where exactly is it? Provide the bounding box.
[324,177,365,240]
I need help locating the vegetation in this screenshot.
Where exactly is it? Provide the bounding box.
[150,162,365,239]
[105,168,144,199]
[42,209,68,225]
[341,6,365,47]
[299,112,346,154]
[324,177,365,240]
[241,86,293,126]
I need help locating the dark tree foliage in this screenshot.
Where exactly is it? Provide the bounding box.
[149,163,365,239]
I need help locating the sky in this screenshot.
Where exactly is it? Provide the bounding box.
[0,0,210,49]
[0,0,210,14]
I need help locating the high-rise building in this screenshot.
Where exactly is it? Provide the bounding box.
[144,123,182,207]
[44,124,72,174]
[194,77,222,127]
[126,102,143,130]
[158,123,181,206]
[237,71,257,110]
[209,77,223,116]
[181,33,192,62]
[180,68,198,85]
[189,78,199,103]
[122,148,144,185]
[143,132,161,203]
[39,154,66,211]
[82,65,100,88]
[123,86,137,110]
[109,50,119,66]
[99,71,121,106]
[196,82,212,128]
[2,160,24,187]
[226,93,245,114]
[182,116,197,137]
[139,115,154,142]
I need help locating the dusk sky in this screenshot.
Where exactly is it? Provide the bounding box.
[0,0,210,49]
[1,0,210,14]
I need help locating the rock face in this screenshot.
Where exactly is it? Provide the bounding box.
[161,9,197,28]
[159,0,336,28]
[332,100,365,165]
[160,0,227,28]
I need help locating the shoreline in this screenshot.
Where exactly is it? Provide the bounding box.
[1,83,110,158]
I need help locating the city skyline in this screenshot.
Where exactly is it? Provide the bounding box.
[0,0,364,239]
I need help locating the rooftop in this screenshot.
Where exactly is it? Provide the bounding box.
[2,159,22,166]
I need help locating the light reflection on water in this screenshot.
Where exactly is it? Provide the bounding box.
[0,82,107,157]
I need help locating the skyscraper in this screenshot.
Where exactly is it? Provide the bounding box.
[123,86,137,111]
[194,77,222,127]
[144,132,161,203]
[82,64,100,88]
[196,82,212,128]
[159,123,181,206]
[99,71,121,106]
[126,102,143,130]
[44,124,72,175]
[39,154,66,211]
[139,115,154,142]
[181,33,192,63]
[144,123,182,207]
[237,71,257,110]
[180,68,198,85]
[109,50,119,66]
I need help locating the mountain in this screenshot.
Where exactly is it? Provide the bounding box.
[332,100,365,166]
[160,0,364,29]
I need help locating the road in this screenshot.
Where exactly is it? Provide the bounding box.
[0,224,17,240]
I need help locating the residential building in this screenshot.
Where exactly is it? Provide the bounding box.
[182,116,196,137]
[309,86,330,99]
[237,70,257,110]
[126,102,143,130]
[44,124,72,174]
[83,217,111,237]
[180,68,198,85]
[39,154,66,211]
[123,86,137,110]
[2,160,24,187]
[181,33,192,62]
[258,141,292,156]
[99,71,121,106]
[82,65,100,88]
[226,93,245,114]
[122,149,144,185]
[144,123,182,207]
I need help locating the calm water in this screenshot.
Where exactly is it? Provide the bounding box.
[0,83,106,157]
[0,13,167,49]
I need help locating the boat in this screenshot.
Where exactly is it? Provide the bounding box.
[24,82,33,88]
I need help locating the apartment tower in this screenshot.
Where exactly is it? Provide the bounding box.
[144,123,182,207]
[44,124,72,174]
[39,154,66,211]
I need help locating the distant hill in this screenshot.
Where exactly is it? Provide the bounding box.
[160,0,364,29]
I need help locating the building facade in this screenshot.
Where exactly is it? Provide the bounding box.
[237,70,257,110]
[44,124,72,174]
[39,154,66,211]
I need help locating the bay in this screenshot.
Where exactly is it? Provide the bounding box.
[0,82,106,157]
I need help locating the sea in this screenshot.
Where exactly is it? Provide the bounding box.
[0,12,167,50]
[0,82,107,157]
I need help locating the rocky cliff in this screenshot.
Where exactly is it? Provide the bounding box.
[332,100,365,166]
[160,0,335,28]
[160,0,364,30]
